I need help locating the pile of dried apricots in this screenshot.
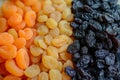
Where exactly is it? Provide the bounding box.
[0,0,73,80]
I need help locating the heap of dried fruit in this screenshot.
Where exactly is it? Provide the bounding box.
[66,0,120,80]
[0,0,74,80]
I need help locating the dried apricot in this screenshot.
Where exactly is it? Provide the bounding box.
[0,32,14,45]
[5,59,24,77]
[8,13,22,27]
[19,28,33,40]
[0,18,7,32]
[42,55,59,69]
[52,35,68,47]
[8,29,18,39]
[30,45,43,57]
[3,75,22,80]
[15,48,30,69]
[49,69,62,80]
[38,72,49,80]
[24,10,36,27]
[14,38,26,49]
[24,64,40,78]
[2,1,17,18]
[0,44,17,59]
[46,46,58,59]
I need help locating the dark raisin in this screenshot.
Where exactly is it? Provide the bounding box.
[77,55,91,68]
[86,30,96,47]
[76,1,83,9]
[67,40,80,54]
[70,22,79,29]
[106,25,117,35]
[85,0,94,6]
[95,49,109,59]
[108,0,118,7]
[65,66,76,77]
[83,5,93,12]
[81,46,88,54]
[98,70,105,80]
[89,20,102,31]
[101,2,110,11]
[105,53,115,65]
[73,30,85,39]
[96,59,105,69]
[107,66,117,77]
[103,13,114,23]
[79,68,93,80]
[74,18,82,24]
[95,32,108,40]
[91,3,101,9]
[106,38,113,49]
[72,53,81,62]
[79,21,88,30]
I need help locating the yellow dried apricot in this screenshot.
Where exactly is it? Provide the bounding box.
[49,69,62,80]
[30,45,43,57]
[24,64,40,78]
[42,55,59,69]
[52,35,68,47]
[44,34,53,45]
[37,24,48,36]
[59,20,73,36]
[38,72,49,80]
[46,46,58,59]
[46,18,57,29]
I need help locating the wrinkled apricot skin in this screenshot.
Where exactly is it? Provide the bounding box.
[24,10,36,27]
[14,38,26,49]
[0,32,14,45]
[8,13,22,27]
[19,28,33,40]
[0,18,8,32]
[3,75,22,80]
[5,59,24,77]
[15,48,30,69]
[2,1,17,18]
[0,44,17,59]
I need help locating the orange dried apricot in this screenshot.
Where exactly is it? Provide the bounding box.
[0,44,17,59]
[14,38,26,49]
[8,13,22,27]
[24,10,36,27]
[2,1,17,18]
[0,32,14,45]
[3,75,22,80]
[19,28,33,40]
[5,59,24,77]
[15,48,30,69]
[0,18,8,32]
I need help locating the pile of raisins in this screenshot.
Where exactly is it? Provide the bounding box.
[65,0,120,80]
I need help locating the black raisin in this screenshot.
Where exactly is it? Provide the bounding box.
[73,30,85,39]
[107,66,117,77]
[81,46,88,54]
[77,55,91,68]
[89,20,102,31]
[105,53,115,65]
[70,22,79,29]
[65,66,76,77]
[95,49,109,59]
[67,40,80,54]
[86,30,96,47]
[96,59,105,69]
